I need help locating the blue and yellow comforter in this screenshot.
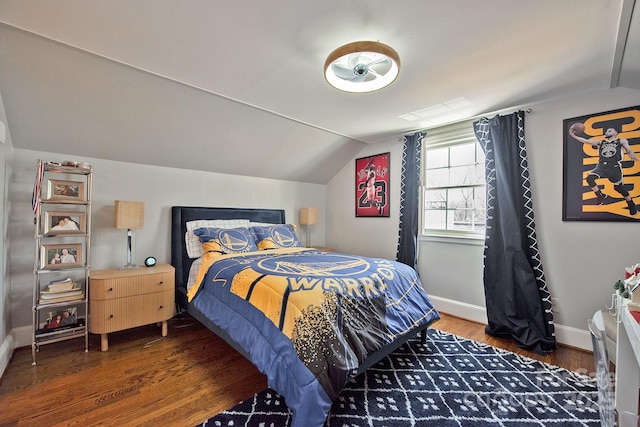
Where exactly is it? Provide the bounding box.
[189,248,439,427]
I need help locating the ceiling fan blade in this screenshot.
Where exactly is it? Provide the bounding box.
[365,57,390,67]
[364,73,377,82]
[368,61,392,75]
[331,64,356,79]
[368,68,382,78]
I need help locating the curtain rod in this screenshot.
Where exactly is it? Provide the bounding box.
[404,107,533,137]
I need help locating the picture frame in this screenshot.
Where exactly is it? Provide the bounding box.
[46,179,85,202]
[37,307,85,334]
[41,243,82,269]
[562,105,640,221]
[43,211,86,235]
[355,152,390,217]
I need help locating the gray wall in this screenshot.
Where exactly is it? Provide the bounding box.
[327,86,640,347]
[9,150,326,336]
[0,89,14,374]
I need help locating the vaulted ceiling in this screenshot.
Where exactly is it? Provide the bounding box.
[0,0,638,184]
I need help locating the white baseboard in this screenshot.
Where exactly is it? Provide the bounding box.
[1,326,36,372]
[0,333,15,378]
[12,325,32,349]
[553,323,591,352]
[429,295,591,352]
[430,295,488,325]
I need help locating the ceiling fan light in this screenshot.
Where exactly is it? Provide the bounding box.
[324,41,400,93]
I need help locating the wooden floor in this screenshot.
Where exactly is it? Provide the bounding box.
[0,312,595,426]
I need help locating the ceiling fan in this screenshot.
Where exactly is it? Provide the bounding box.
[324,41,401,93]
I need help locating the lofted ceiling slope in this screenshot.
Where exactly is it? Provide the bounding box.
[0,0,638,184]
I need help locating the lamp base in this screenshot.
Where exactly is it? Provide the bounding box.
[118,263,139,270]
[119,229,138,270]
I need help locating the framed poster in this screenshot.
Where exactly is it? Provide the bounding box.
[355,152,390,217]
[562,105,640,221]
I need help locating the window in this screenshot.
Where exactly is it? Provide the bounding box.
[421,119,486,237]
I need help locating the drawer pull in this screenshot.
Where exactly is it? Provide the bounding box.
[109,287,113,292]
[109,314,114,319]
[159,305,163,310]
[159,281,164,285]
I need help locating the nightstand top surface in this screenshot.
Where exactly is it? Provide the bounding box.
[90,263,174,278]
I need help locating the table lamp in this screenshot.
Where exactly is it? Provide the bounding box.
[299,207,318,247]
[114,200,144,269]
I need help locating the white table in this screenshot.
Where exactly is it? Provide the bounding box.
[615,304,640,425]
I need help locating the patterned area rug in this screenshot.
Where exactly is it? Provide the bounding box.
[198,329,600,426]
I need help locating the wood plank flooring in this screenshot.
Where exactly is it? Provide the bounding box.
[0,312,595,426]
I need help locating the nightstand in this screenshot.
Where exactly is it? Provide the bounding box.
[312,246,335,252]
[89,264,175,351]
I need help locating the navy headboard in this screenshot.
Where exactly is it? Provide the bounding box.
[171,206,286,309]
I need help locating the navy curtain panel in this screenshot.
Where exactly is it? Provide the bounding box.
[473,112,556,354]
[396,132,425,270]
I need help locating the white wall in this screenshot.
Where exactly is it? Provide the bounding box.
[327,86,640,348]
[326,143,404,260]
[524,87,640,330]
[9,149,326,334]
[0,90,14,376]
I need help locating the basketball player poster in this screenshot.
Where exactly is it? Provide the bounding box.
[562,105,640,221]
[355,152,390,217]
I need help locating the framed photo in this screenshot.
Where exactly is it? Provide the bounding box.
[563,105,640,221]
[41,243,82,269]
[37,307,85,334]
[355,152,390,217]
[46,179,85,202]
[44,211,86,235]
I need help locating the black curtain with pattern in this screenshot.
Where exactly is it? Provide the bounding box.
[396,132,425,270]
[473,112,556,355]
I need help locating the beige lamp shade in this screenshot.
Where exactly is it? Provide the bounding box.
[114,200,144,230]
[299,208,318,225]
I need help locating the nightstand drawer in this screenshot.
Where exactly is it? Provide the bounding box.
[89,289,173,334]
[90,271,173,300]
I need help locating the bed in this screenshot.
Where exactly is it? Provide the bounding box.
[171,206,440,427]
